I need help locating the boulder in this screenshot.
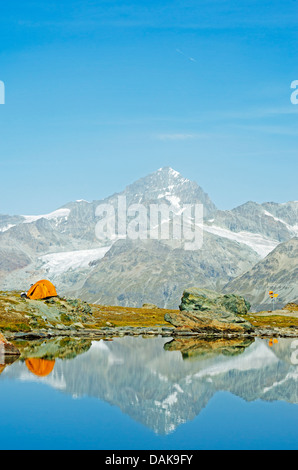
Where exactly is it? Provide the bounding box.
[164,337,254,359]
[142,303,158,309]
[63,298,93,315]
[164,287,253,335]
[179,287,250,315]
[164,310,253,335]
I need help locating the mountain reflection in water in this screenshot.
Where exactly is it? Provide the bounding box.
[1,335,297,435]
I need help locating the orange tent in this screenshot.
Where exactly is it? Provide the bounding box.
[27,280,57,300]
[25,358,55,377]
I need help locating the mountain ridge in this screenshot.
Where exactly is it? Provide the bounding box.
[0,167,297,309]
[224,237,298,311]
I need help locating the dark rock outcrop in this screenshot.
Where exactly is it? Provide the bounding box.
[179,287,251,314]
[165,287,253,336]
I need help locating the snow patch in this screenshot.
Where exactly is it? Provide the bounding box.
[169,168,180,178]
[0,224,16,232]
[203,224,279,257]
[263,210,298,236]
[91,340,110,352]
[39,246,112,276]
[193,341,278,379]
[22,208,71,224]
[263,370,298,394]
[165,195,181,207]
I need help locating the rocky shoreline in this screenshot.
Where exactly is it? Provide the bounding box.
[5,323,298,342]
[0,288,297,357]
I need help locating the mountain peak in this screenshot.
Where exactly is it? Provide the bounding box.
[156,167,183,179]
[119,167,217,216]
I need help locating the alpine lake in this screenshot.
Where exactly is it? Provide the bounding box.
[0,334,297,450]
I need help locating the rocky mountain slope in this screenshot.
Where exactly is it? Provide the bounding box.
[0,167,297,308]
[225,238,298,311]
[75,235,259,308]
[206,200,298,252]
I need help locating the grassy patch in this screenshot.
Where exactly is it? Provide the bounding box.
[91,305,175,327]
[246,314,297,329]
[0,322,31,332]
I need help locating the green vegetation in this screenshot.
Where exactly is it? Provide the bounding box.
[246,314,297,329]
[0,291,174,332]
[0,291,297,335]
[91,304,173,328]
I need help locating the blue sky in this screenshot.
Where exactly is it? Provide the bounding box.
[0,0,297,214]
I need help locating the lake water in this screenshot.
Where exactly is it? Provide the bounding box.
[0,335,297,450]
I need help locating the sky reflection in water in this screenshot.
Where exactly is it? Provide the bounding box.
[0,336,297,450]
